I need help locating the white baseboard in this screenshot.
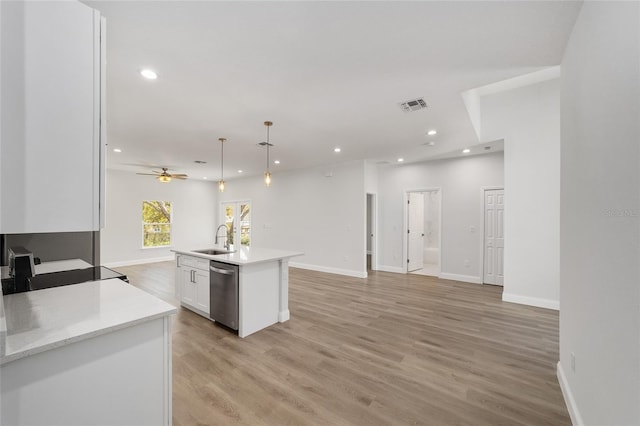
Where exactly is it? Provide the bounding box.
[557,361,583,426]
[103,255,175,268]
[376,265,405,274]
[439,272,482,284]
[289,262,367,279]
[502,292,559,310]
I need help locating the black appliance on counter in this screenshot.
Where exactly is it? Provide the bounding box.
[6,246,36,293]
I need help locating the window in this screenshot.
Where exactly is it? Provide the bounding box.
[142,201,172,248]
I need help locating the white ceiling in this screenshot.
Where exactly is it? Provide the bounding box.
[85,0,582,181]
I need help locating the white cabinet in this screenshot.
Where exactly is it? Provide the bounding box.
[0,1,106,233]
[177,255,210,315]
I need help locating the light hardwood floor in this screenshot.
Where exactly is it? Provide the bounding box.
[114,261,570,426]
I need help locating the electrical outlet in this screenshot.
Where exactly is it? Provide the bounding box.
[571,352,576,372]
[343,255,349,262]
[464,259,470,268]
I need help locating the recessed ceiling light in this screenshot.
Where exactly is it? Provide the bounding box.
[113,148,122,153]
[274,160,280,164]
[140,69,157,80]
[397,158,404,162]
[237,170,243,173]
[462,149,471,154]
[203,177,208,180]
[334,147,341,153]
[427,129,437,136]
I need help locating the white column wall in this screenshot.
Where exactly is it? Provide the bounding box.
[480,79,561,309]
[559,2,640,424]
[101,169,218,266]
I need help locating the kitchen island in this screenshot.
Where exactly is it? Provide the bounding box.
[172,246,303,338]
[0,278,176,425]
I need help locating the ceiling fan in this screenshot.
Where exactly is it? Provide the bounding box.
[136,167,188,183]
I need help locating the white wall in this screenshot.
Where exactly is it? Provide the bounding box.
[480,79,560,309]
[559,2,640,425]
[377,152,504,280]
[101,169,218,266]
[219,160,367,278]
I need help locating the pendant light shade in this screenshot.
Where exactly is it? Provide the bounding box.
[218,137,227,192]
[262,121,273,187]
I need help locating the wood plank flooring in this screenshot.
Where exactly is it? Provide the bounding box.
[113,261,570,426]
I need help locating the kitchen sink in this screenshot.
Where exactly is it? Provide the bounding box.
[192,248,235,256]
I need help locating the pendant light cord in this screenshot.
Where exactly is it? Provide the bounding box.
[266,125,270,172]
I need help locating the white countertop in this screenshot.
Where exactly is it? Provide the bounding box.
[0,279,176,365]
[172,245,303,265]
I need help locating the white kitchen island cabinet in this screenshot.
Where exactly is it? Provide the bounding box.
[0,279,176,426]
[173,247,303,338]
[0,0,106,233]
[176,254,210,315]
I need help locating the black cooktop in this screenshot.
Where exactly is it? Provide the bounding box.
[1,267,128,295]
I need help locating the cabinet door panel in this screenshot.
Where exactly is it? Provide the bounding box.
[0,1,102,232]
[180,269,196,306]
[194,270,210,315]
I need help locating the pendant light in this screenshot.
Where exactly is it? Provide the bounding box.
[261,121,274,187]
[218,137,227,192]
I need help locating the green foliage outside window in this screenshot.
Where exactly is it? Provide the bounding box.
[143,201,172,247]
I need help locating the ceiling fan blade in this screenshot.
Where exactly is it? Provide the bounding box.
[173,175,188,180]
[170,174,188,178]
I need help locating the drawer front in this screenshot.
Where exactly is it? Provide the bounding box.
[180,255,210,271]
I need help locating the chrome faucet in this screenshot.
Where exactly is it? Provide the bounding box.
[215,224,230,250]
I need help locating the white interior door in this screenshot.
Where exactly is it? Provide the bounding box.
[483,189,504,285]
[408,192,425,272]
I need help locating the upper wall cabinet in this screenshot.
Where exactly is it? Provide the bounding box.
[0,1,106,233]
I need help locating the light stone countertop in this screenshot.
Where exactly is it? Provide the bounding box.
[0,279,176,365]
[172,245,303,266]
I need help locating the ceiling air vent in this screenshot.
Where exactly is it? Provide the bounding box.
[399,98,428,113]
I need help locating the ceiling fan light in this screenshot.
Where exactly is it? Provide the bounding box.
[158,175,171,183]
[218,179,225,192]
[264,171,272,187]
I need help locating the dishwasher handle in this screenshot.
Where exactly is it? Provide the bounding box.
[210,265,234,275]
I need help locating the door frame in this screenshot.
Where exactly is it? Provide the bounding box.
[480,187,504,285]
[403,188,442,274]
[220,199,252,247]
[365,192,378,274]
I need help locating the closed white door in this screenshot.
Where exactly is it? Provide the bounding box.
[483,189,505,285]
[408,192,425,272]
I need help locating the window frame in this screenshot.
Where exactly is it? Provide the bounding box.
[141,200,173,249]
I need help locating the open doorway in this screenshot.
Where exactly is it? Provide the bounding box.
[406,189,441,277]
[366,193,377,272]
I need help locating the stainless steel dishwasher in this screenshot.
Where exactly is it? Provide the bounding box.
[209,260,239,330]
